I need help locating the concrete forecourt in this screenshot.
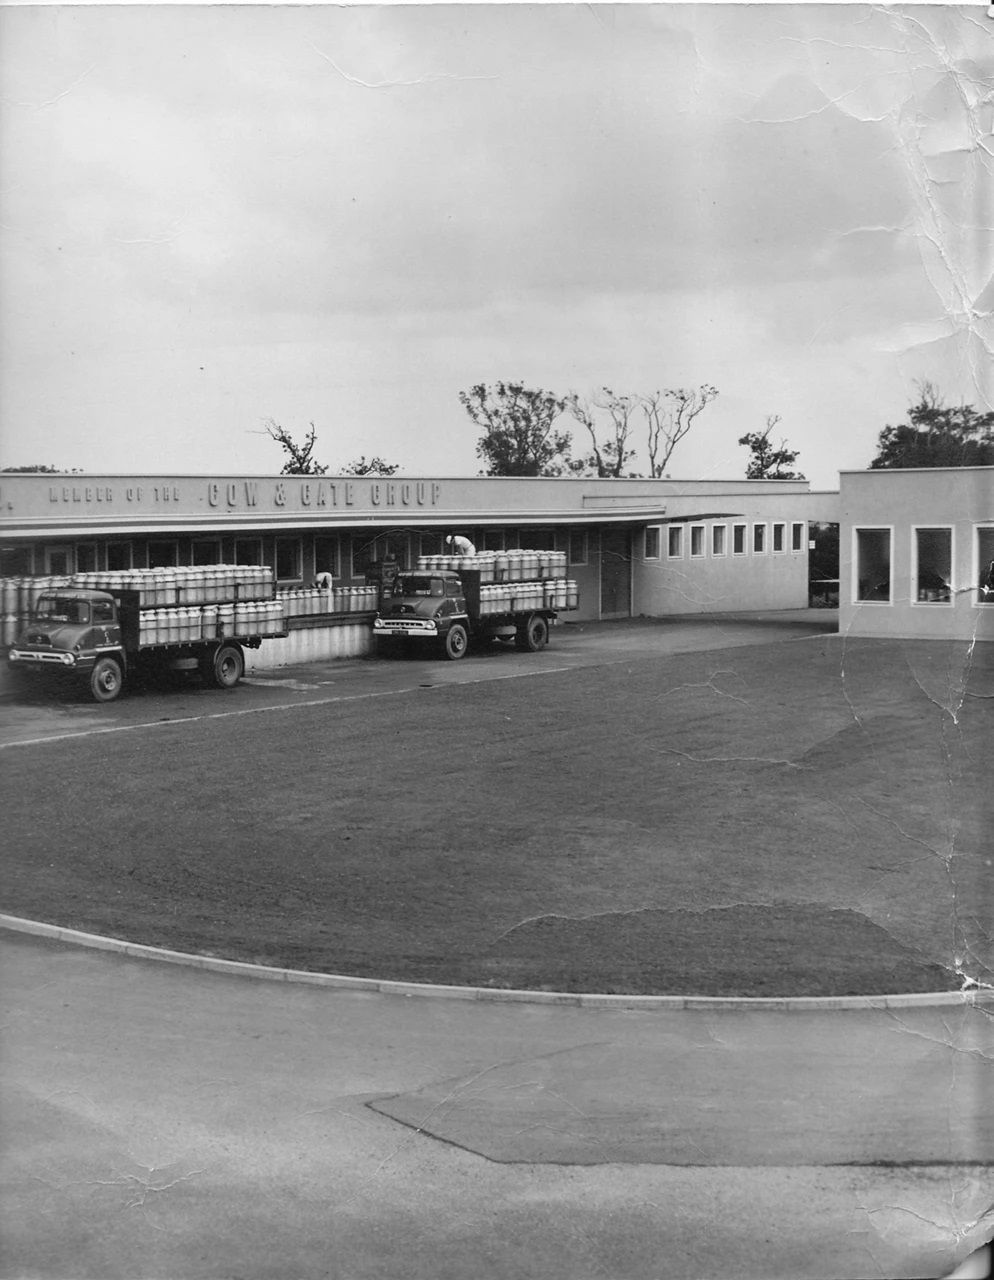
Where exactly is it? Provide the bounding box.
[1,615,992,1278]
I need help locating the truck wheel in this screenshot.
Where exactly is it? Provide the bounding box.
[208,643,244,688]
[516,614,549,652]
[89,656,124,703]
[443,623,469,660]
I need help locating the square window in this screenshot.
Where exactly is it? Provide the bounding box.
[75,543,98,572]
[855,528,892,602]
[913,528,952,604]
[690,525,705,557]
[192,540,221,566]
[773,523,785,552]
[753,524,766,554]
[644,527,660,559]
[733,524,747,555]
[148,540,179,568]
[668,526,683,558]
[712,525,726,556]
[235,538,263,566]
[792,522,805,552]
[976,527,994,605]
[106,543,133,571]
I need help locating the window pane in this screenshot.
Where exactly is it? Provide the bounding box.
[977,527,994,605]
[569,531,587,565]
[915,529,952,603]
[733,524,746,554]
[148,541,178,568]
[690,526,704,556]
[235,539,263,566]
[856,528,891,601]
[773,523,785,552]
[192,540,221,566]
[276,539,301,581]
[753,525,766,553]
[645,527,660,558]
[792,522,805,552]
[712,526,726,556]
[668,526,683,557]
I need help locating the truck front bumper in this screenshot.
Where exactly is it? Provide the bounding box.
[8,648,78,668]
[373,619,439,638]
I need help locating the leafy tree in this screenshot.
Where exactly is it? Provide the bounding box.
[870,383,994,469]
[739,415,805,479]
[566,389,640,477]
[459,382,572,476]
[342,456,400,477]
[266,420,328,475]
[640,385,719,478]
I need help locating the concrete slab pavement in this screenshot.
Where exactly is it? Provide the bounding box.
[2,931,991,1280]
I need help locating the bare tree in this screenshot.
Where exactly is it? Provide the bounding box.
[640,385,719,477]
[265,420,328,475]
[566,388,640,477]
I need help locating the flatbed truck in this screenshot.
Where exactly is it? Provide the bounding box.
[7,568,287,702]
[373,567,578,659]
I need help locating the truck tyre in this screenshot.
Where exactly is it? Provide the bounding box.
[207,643,244,688]
[443,623,469,660]
[516,614,549,652]
[89,656,124,702]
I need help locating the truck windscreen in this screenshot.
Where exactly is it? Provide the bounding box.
[34,597,91,624]
[395,577,444,597]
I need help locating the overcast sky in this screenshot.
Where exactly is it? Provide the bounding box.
[1,3,991,489]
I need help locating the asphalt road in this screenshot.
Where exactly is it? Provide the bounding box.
[2,931,991,1280]
[2,612,992,1277]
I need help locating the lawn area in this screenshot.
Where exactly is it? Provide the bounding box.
[2,635,990,996]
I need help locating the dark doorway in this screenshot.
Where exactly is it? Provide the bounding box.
[600,527,632,618]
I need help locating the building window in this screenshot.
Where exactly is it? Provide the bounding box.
[0,545,33,576]
[192,540,221,566]
[733,524,747,555]
[690,525,705,557]
[520,527,557,551]
[75,543,98,572]
[913,527,952,604]
[351,533,410,579]
[644,527,661,559]
[855,528,892,603]
[234,538,264,566]
[667,526,684,558]
[417,532,444,559]
[976,526,994,605]
[148,540,179,568]
[276,538,302,582]
[314,534,341,578]
[569,531,588,566]
[712,525,726,557]
[752,524,766,554]
[772,523,785,553]
[792,522,805,552]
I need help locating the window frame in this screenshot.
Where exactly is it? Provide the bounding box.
[973,524,994,608]
[853,525,894,605]
[732,523,747,556]
[689,524,706,558]
[772,522,786,553]
[911,525,954,607]
[711,524,727,557]
[147,540,180,569]
[568,530,588,566]
[791,522,805,553]
[644,526,661,560]
[667,525,684,559]
[752,523,767,554]
[275,537,303,584]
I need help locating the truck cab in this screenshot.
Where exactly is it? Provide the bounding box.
[9,590,125,696]
[373,571,470,657]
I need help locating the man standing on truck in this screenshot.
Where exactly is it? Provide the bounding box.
[446,534,476,555]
